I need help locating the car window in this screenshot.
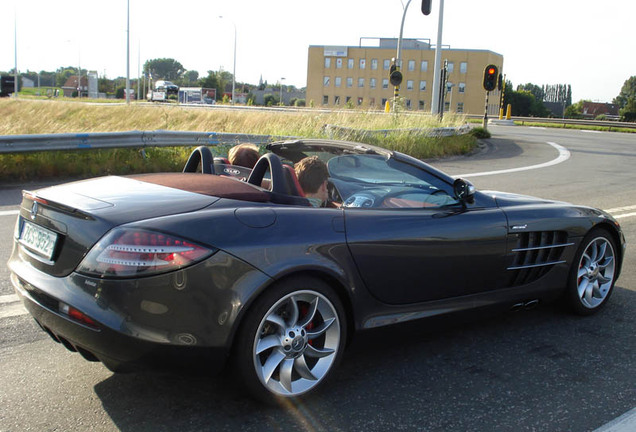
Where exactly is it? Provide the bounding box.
[327,154,459,209]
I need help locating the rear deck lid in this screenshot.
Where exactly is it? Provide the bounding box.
[14,175,219,277]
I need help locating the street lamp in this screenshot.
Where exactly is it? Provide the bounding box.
[218,16,236,104]
[279,77,285,106]
[126,0,130,104]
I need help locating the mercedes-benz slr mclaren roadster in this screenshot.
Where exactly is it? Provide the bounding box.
[8,139,625,402]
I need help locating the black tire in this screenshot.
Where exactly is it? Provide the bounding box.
[565,228,618,315]
[233,276,347,403]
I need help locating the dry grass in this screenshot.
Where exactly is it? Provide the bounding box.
[0,99,476,182]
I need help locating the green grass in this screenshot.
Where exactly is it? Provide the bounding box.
[0,99,477,183]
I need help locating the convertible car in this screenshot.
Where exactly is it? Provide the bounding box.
[8,139,625,402]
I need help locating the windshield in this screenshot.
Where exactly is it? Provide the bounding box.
[328,154,431,186]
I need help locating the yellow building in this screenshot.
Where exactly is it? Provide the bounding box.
[306,38,504,115]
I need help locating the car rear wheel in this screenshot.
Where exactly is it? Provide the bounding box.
[234,276,346,402]
[566,228,617,315]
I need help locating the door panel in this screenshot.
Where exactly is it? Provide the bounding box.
[344,207,508,305]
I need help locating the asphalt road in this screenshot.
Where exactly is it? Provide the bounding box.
[0,125,634,432]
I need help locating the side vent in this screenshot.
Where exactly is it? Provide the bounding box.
[508,231,573,286]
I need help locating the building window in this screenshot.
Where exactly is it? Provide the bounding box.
[408,60,415,71]
[347,77,353,88]
[371,59,378,70]
[460,62,467,74]
[359,58,366,69]
[407,80,414,90]
[358,78,365,88]
[346,96,351,103]
[370,78,376,89]
[458,82,466,93]
[357,97,363,106]
[419,100,425,110]
[444,101,450,111]
[335,77,342,88]
[382,79,389,89]
[383,59,391,70]
[447,62,454,73]
[348,58,354,69]
[323,95,329,105]
[325,58,331,68]
[323,76,330,87]
[335,95,341,105]
[381,98,388,107]
[336,58,343,69]
[419,80,427,91]
[421,61,428,72]
[405,99,412,109]
[457,102,464,113]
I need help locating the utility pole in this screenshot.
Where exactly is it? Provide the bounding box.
[431,0,444,116]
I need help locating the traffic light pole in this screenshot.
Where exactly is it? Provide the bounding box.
[482,91,490,129]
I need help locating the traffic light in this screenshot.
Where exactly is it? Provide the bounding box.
[390,70,403,86]
[421,0,432,15]
[482,65,499,92]
[389,63,402,86]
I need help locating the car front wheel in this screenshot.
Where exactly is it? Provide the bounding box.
[234,276,346,402]
[566,228,618,315]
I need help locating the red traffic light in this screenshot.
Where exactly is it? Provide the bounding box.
[482,64,499,92]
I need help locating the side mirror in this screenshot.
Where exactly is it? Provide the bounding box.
[453,178,475,204]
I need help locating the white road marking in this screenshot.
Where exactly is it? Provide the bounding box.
[456,142,570,178]
[0,294,19,304]
[614,212,636,220]
[582,130,603,134]
[0,294,27,319]
[605,205,636,213]
[593,408,636,432]
[0,210,19,217]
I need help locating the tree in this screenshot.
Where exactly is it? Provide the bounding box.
[518,83,544,103]
[613,76,636,122]
[143,58,185,81]
[564,100,586,119]
[182,70,199,85]
[55,67,78,87]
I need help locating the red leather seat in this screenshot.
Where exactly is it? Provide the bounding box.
[282,164,305,197]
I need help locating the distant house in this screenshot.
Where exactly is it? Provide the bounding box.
[62,75,89,97]
[21,77,35,88]
[582,102,619,119]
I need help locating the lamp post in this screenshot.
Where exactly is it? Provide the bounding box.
[125,0,131,104]
[431,0,445,116]
[218,16,236,104]
[279,77,285,106]
[13,9,18,98]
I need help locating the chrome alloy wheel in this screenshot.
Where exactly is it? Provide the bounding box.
[576,235,616,309]
[252,290,341,397]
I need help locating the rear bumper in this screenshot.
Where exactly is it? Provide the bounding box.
[9,249,272,371]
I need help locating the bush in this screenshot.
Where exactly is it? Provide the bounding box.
[470,127,491,139]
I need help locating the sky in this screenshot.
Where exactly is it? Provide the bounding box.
[1,0,634,103]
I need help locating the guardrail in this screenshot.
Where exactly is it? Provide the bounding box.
[465,114,636,130]
[0,130,284,154]
[324,124,471,139]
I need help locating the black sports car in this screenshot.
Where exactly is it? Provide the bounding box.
[8,139,625,402]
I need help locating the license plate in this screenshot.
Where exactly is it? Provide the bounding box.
[19,220,58,260]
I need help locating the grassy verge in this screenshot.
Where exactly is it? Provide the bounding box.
[0,99,477,183]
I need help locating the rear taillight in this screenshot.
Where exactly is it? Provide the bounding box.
[77,228,215,278]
